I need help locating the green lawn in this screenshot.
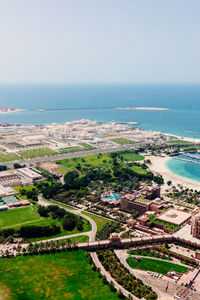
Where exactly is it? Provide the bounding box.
[167,140,193,145]
[120,151,144,161]
[57,150,144,175]
[148,215,179,232]
[127,249,172,261]
[43,198,77,210]
[13,185,35,200]
[0,152,20,162]
[131,165,148,174]
[110,137,135,145]
[28,217,91,242]
[54,235,89,245]
[0,205,91,242]
[0,250,119,300]
[127,257,188,275]
[82,211,110,232]
[19,148,57,159]
[0,206,41,229]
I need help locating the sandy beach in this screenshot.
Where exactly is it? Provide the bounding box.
[116,107,169,111]
[148,155,200,191]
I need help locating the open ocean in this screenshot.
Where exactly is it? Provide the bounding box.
[0,83,200,138]
[1,83,200,182]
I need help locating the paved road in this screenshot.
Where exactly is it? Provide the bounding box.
[5,144,143,167]
[38,198,97,242]
[90,252,137,299]
[115,249,177,300]
[34,231,91,244]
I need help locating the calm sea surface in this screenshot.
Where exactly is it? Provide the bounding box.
[0,83,200,138]
[1,83,200,182]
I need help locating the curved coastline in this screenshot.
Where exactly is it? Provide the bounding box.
[149,156,200,191]
[166,158,200,183]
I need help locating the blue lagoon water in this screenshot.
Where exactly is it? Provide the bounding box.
[166,158,200,183]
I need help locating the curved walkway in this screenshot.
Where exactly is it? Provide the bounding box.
[34,231,90,244]
[115,249,180,300]
[38,198,97,242]
[91,252,137,300]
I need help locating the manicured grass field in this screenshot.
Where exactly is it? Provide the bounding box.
[127,257,188,275]
[121,151,144,161]
[28,217,91,242]
[19,147,57,159]
[82,211,110,232]
[127,249,172,260]
[0,206,41,229]
[43,199,77,210]
[111,137,135,145]
[131,165,148,174]
[167,140,193,145]
[0,250,118,300]
[56,235,89,244]
[58,151,145,175]
[0,204,91,242]
[0,152,20,162]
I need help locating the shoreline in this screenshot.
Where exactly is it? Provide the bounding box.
[148,155,200,191]
[116,107,169,111]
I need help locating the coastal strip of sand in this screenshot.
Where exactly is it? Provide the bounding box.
[148,155,200,191]
[116,107,169,111]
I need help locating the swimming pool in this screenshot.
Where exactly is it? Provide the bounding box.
[106,193,121,200]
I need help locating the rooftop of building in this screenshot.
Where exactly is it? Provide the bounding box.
[157,209,192,226]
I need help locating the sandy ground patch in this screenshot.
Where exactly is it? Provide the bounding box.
[40,162,59,172]
[148,155,200,191]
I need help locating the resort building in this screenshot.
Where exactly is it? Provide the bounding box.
[17,168,43,181]
[191,214,200,239]
[0,184,17,197]
[0,168,43,188]
[157,209,191,226]
[0,171,21,187]
[0,205,8,212]
[120,186,162,214]
[7,200,30,208]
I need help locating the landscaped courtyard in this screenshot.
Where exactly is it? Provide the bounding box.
[127,257,188,275]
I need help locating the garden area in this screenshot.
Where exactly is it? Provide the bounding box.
[110,138,135,145]
[0,205,91,242]
[148,214,179,232]
[19,147,57,159]
[57,150,145,175]
[127,248,172,260]
[0,151,19,162]
[82,211,111,232]
[0,206,41,229]
[126,257,188,275]
[97,249,157,300]
[0,250,119,300]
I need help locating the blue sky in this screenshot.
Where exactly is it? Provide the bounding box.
[0,0,200,83]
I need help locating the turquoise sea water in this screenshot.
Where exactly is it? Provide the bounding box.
[0,83,200,138]
[166,158,200,183]
[1,83,200,183]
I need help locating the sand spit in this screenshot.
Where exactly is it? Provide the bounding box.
[116,107,169,111]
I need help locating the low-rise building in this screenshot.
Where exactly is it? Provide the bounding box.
[191,214,200,239]
[157,209,191,226]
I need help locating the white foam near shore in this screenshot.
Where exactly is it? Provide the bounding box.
[148,155,200,191]
[116,107,169,111]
